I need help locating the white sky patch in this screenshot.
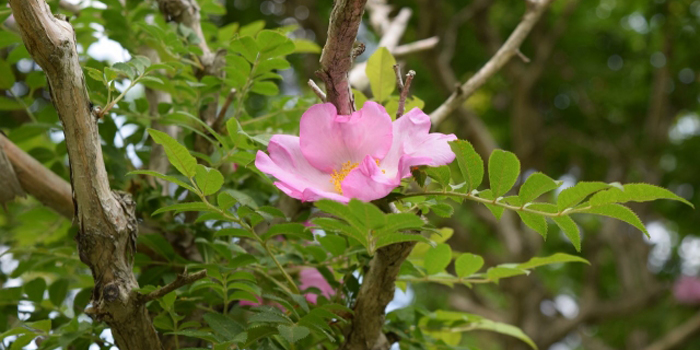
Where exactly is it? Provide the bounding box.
[386,286,414,313]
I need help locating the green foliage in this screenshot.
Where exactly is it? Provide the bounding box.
[365,47,396,103]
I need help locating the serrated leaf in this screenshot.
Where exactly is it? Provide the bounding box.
[455,253,484,278]
[552,216,581,251]
[479,189,504,220]
[557,181,609,211]
[425,243,452,275]
[312,217,368,249]
[152,202,210,215]
[577,203,648,237]
[365,47,396,102]
[128,170,196,191]
[204,313,244,341]
[588,183,694,208]
[195,165,224,195]
[375,213,425,236]
[84,66,106,83]
[249,311,293,325]
[488,150,520,197]
[430,203,454,218]
[262,223,307,241]
[516,211,547,238]
[148,128,197,177]
[315,200,365,230]
[293,39,321,53]
[425,165,451,187]
[112,62,135,80]
[449,140,483,192]
[230,36,259,63]
[348,199,385,230]
[519,172,560,203]
[277,325,310,343]
[251,81,279,96]
[375,233,430,249]
[470,319,537,350]
[517,253,589,270]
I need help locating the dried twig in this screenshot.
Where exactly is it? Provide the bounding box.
[308,79,327,102]
[213,88,237,130]
[396,70,415,118]
[141,270,208,303]
[429,0,556,126]
[393,64,405,91]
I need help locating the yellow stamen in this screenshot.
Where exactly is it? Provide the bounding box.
[330,161,359,194]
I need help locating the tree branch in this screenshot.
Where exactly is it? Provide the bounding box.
[429,0,556,126]
[0,134,72,218]
[8,1,161,349]
[141,270,207,303]
[317,0,368,115]
[0,135,26,205]
[340,241,417,350]
[644,311,700,350]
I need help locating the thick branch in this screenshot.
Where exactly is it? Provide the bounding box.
[8,1,161,349]
[0,135,26,205]
[0,134,73,218]
[318,0,368,115]
[341,242,416,350]
[430,0,556,126]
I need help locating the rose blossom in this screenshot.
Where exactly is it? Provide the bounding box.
[255,102,456,202]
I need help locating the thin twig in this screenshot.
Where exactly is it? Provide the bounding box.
[393,64,404,91]
[396,70,415,118]
[308,79,327,102]
[212,88,236,133]
[515,49,531,63]
[141,269,208,303]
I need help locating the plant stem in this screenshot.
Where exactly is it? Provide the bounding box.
[398,191,590,218]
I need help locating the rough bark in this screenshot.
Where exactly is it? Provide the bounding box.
[318,0,368,115]
[8,1,162,349]
[341,242,416,350]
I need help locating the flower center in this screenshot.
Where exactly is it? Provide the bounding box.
[329,160,386,194]
[330,161,359,194]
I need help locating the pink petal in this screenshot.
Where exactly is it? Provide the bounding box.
[341,155,400,202]
[674,276,700,305]
[300,102,393,173]
[381,108,457,181]
[255,135,349,202]
[299,268,335,304]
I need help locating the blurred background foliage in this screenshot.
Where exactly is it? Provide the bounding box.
[0,0,699,349]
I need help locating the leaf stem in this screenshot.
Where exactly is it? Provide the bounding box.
[398,191,590,217]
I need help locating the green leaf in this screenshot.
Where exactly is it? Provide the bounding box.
[588,183,694,208]
[195,165,224,195]
[293,39,321,53]
[449,140,483,192]
[488,150,520,197]
[425,243,452,275]
[26,319,51,333]
[223,189,258,208]
[256,30,295,58]
[318,235,347,256]
[425,165,451,187]
[148,128,197,177]
[486,267,528,283]
[204,313,244,341]
[112,62,135,80]
[277,325,310,343]
[552,216,581,251]
[262,223,307,241]
[353,88,367,109]
[128,170,196,191]
[215,228,255,239]
[23,278,46,303]
[315,200,365,229]
[312,218,368,249]
[557,181,609,211]
[348,199,386,229]
[577,203,648,237]
[519,172,560,203]
[49,279,69,307]
[376,213,425,236]
[255,57,290,73]
[365,47,396,102]
[84,67,106,83]
[478,189,504,220]
[516,212,547,238]
[0,59,15,89]
[249,311,293,324]
[230,36,259,63]
[455,253,484,278]
[152,202,211,215]
[251,81,279,96]
[470,318,538,350]
[375,233,430,249]
[517,253,589,270]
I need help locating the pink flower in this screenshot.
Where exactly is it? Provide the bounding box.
[299,268,334,304]
[255,102,457,202]
[673,276,700,305]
